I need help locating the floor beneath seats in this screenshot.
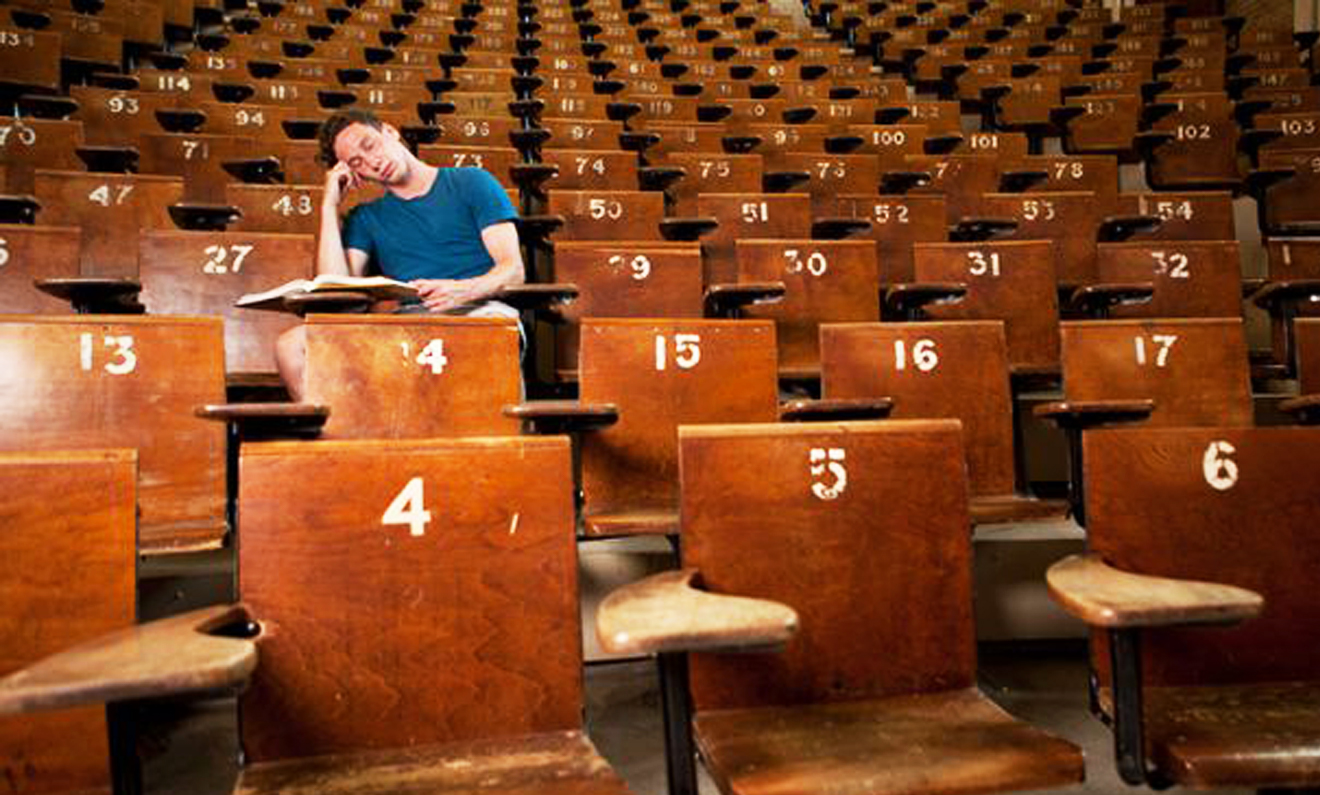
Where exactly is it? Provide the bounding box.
[144,646,1251,795]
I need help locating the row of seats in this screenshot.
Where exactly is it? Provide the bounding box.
[2,0,1320,792]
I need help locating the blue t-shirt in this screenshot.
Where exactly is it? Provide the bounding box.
[341,167,518,282]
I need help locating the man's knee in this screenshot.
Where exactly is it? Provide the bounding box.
[275,324,306,365]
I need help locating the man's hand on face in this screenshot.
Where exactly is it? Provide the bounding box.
[324,161,361,207]
[411,279,479,312]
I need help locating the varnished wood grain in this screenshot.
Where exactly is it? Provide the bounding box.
[1047,554,1262,629]
[596,569,798,655]
[1096,241,1243,319]
[0,450,135,794]
[698,193,812,285]
[0,316,227,552]
[238,436,579,762]
[679,420,976,711]
[1058,319,1253,427]
[1297,317,1320,395]
[578,319,779,535]
[0,225,81,313]
[237,730,631,795]
[694,689,1083,795]
[304,315,522,439]
[914,240,1061,373]
[1085,426,1320,691]
[139,230,313,375]
[736,239,879,377]
[0,605,257,713]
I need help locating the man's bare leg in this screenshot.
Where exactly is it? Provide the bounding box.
[275,324,307,402]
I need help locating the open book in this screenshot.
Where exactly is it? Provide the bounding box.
[236,275,419,311]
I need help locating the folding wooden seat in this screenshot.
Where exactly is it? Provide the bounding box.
[821,321,1066,523]
[227,183,323,237]
[663,152,764,216]
[138,230,314,375]
[912,240,1062,376]
[68,86,176,147]
[836,192,948,287]
[678,176,807,267]
[545,189,667,241]
[0,25,60,101]
[1035,318,1253,524]
[0,224,80,313]
[510,318,779,537]
[775,152,879,217]
[1257,111,1320,154]
[540,148,649,192]
[1114,191,1236,241]
[139,132,262,203]
[0,449,136,795]
[596,419,1084,795]
[33,170,182,278]
[0,117,82,195]
[417,143,524,189]
[0,436,640,795]
[904,152,1000,224]
[302,315,522,439]
[976,191,1101,289]
[0,315,226,552]
[1140,92,1243,190]
[1047,424,1320,790]
[549,242,705,379]
[1091,240,1243,320]
[1060,93,1141,156]
[736,239,878,379]
[1003,154,1121,213]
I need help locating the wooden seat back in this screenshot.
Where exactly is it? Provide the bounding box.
[915,240,1061,374]
[548,190,665,241]
[1059,318,1253,426]
[0,117,83,195]
[1097,240,1243,319]
[0,450,136,794]
[680,419,974,709]
[697,192,812,286]
[0,225,80,313]
[1085,426,1320,687]
[736,239,879,377]
[35,171,183,278]
[1114,191,1236,241]
[305,315,522,439]
[238,436,580,761]
[139,230,314,375]
[578,318,779,533]
[1297,318,1320,395]
[821,321,1018,499]
[978,191,1101,288]
[0,316,226,552]
[836,193,947,286]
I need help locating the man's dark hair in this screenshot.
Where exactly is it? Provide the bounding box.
[317,108,383,167]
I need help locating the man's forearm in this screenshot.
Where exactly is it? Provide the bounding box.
[316,204,352,276]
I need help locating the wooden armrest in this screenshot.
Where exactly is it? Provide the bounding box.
[1240,128,1284,157]
[508,163,558,192]
[762,170,811,192]
[949,216,1019,241]
[1046,554,1263,629]
[597,569,798,655]
[704,281,785,317]
[638,165,686,192]
[503,400,619,433]
[17,93,78,119]
[619,131,661,152]
[221,157,284,185]
[168,203,242,231]
[282,290,375,316]
[514,214,566,240]
[812,217,871,239]
[1245,168,1297,197]
[195,402,329,439]
[508,127,552,151]
[36,277,144,314]
[883,282,967,319]
[1068,282,1154,317]
[659,217,718,241]
[880,170,932,194]
[1250,279,1320,311]
[1279,394,1320,424]
[1032,399,1154,428]
[0,605,258,715]
[824,135,865,154]
[721,135,761,154]
[923,134,963,154]
[1098,214,1162,242]
[492,283,578,312]
[76,146,139,174]
[998,170,1050,193]
[0,194,40,224]
[779,397,892,422]
[155,108,207,134]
